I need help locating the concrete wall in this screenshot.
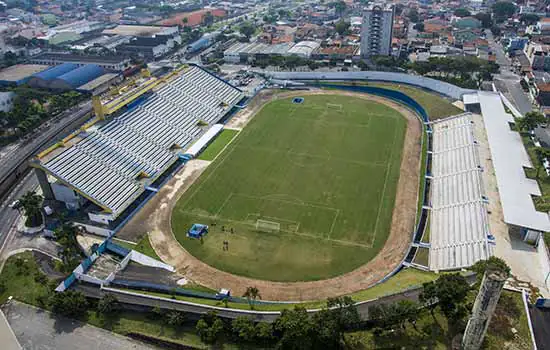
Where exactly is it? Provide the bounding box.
[264,71,473,100]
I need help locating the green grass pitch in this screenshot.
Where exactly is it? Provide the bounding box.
[172,95,407,281]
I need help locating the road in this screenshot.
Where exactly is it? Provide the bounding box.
[2,301,154,350]
[529,305,550,350]
[75,273,477,322]
[0,173,39,259]
[0,101,92,200]
[487,30,533,115]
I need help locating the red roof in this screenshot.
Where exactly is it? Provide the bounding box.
[157,8,226,27]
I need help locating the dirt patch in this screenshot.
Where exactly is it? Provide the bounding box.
[123,90,422,301]
[117,160,211,242]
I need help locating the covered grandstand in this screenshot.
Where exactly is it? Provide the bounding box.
[477,91,550,238]
[34,65,244,224]
[428,112,493,271]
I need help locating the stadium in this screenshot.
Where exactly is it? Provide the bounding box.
[32,65,550,306]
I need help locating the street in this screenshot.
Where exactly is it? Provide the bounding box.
[487,30,533,115]
[2,301,154,350]
[0,172,39,259]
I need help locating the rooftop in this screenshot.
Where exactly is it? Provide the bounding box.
[477,91,550,232]
[0,64,50,82]
[102,25,177,37]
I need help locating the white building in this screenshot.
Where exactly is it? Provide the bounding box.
[361,4,394,58]
[0,91,15,112]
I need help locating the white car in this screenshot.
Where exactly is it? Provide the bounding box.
[8,200,20,209]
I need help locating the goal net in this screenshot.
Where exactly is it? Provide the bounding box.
[326,103,343,111]
[256,219,281,233]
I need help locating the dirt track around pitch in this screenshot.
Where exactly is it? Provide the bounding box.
[118,89,422,301]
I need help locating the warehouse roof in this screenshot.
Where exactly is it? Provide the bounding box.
[32,63,79,81]
[478,91,550,232]
[287,41,321,57]
[102,25,177,36]
[77,73,119,92]
[53,64,105,88]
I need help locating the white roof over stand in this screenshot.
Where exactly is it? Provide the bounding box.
[477,91,550,232]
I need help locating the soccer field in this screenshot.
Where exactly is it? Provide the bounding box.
[172,94,407,281]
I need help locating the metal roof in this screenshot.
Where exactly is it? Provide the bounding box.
[40,65,244,217]
[477,91,550,232]
[32,63,79,81]
[53,64,105,88]
[428,113,492,270]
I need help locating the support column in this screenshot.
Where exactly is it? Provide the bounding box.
[34,168,54,200]
[461,269,508,350]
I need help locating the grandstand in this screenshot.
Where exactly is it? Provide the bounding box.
[428,113,493,271]
[34,65,244,224]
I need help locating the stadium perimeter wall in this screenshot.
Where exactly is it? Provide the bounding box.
[265,71,473,100]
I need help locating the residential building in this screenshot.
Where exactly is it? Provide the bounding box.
[360,3,394,57]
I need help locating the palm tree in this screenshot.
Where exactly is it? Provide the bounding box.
[242,286,261,309]
[19,191,43,227]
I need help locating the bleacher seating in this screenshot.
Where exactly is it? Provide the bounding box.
[42,65,244,217]
[428,113,493,271]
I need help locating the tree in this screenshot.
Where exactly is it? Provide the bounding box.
[50,291,88,318]
[202,11,215,26]
[166,310,187,326]
[97,294,119,316]
[413,22,425,32]
[19,191,43,227]
[454,8,471,17]
[312,296,360,348]
[182,17,188,26]
[231,316,256,343]
[274,307,316,350]
[408,8,419,23]
[491,25,502,36]
[54,221,82,272]
[471,257,511,283]
[239,22,256,40]
[335,20,350,35]
[196,311,224,344]
[242,286,261,309]
[520,13,539,26]
[433,273,470,322]
[475,12,492,28]
[534,147,550,178]
[333,1,347,16]
[254,322,274,345]
[492,2,517,23]
[517,111,546,131]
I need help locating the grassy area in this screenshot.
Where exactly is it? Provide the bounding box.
[521,133,550,212]
[112,235,161,261]
[116,268,439,311]
[484,291,533,349]
[346,290,532,349]
[0,252,209,348]
[0,252,53,305]
[417,126,428,225]
[197,129,239,161]
[134,235,161,260]
[413,247,429,266]
[367,82,464,120]
[172,95,406,281]
[421,213,431,243]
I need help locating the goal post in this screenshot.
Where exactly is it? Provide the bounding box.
[326,103,343,111]
[255,219,281,233]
